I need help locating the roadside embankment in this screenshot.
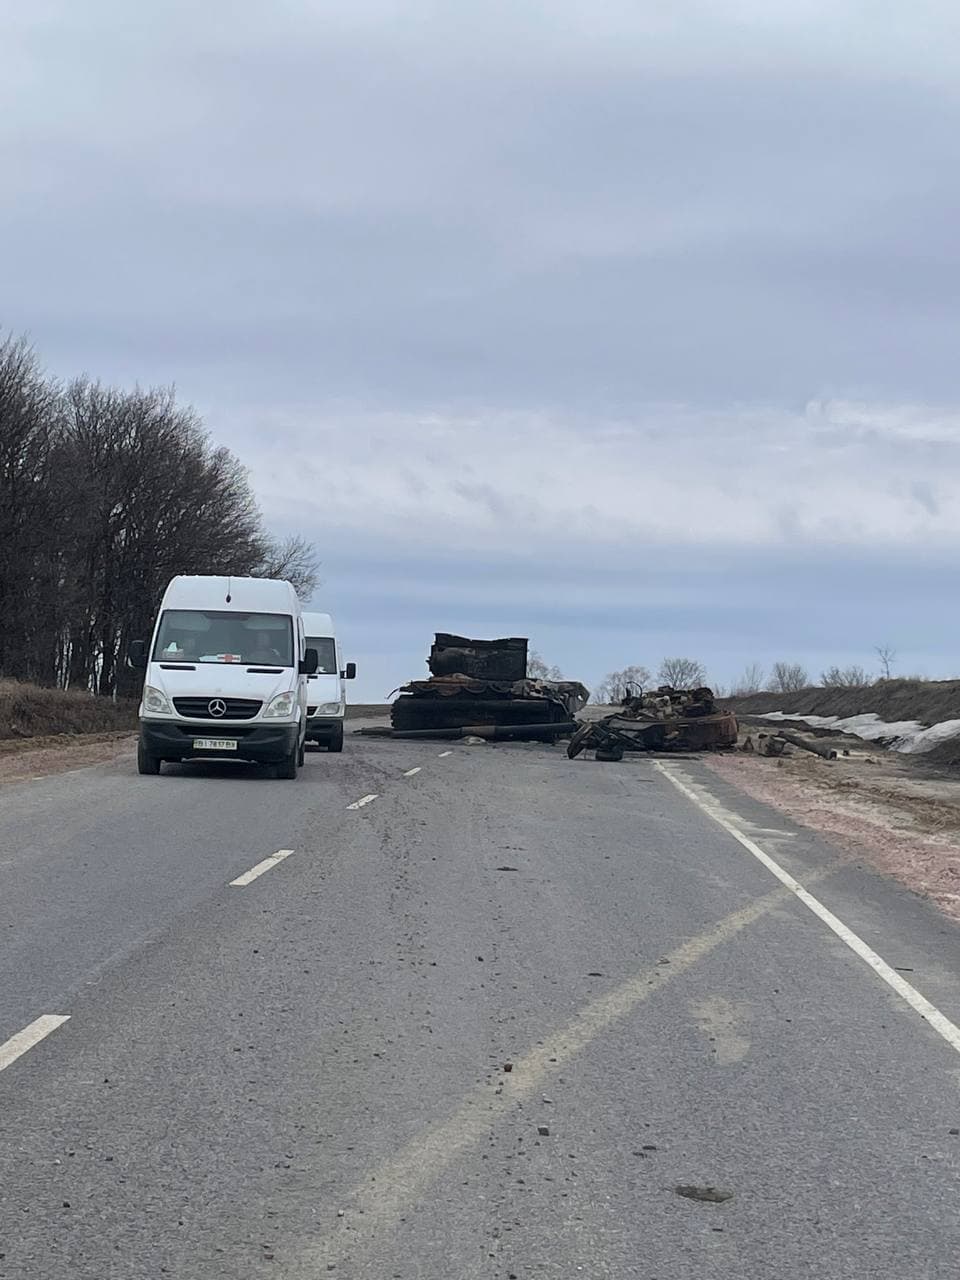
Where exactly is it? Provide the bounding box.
[0,680,137,742]
[726,678,960,724]
[725,679,960,769]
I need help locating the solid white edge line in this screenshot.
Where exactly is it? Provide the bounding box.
[0,1014,71,1073]
[438,751,453,758]
[655,762,960,1057]
[229,848,294,887]
[347,793,379,810]
[403,767,422,777]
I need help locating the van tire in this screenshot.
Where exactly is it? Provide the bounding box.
[298,740,306,767]
[137,742,162,776]
[276,746,299,780]
[327,724,344,753]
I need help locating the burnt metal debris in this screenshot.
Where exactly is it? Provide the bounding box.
[567,685,738,761]
[389,634,589,739]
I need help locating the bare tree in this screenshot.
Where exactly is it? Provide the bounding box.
[821,664,869,688]
[0,332,318,698]
[732,662,766,696]
[657,657,706,689]
[875,644,897,680]
[256,534,321,600]
[594,665,651,704]
[61,379,272,696]
[771,661,808,693]
[527,650,564,680]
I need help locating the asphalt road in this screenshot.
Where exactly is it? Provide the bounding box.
[2,729,960,1278]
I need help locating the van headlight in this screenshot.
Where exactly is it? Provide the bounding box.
[315,702,342,716]
[263,690,297,718]
[143,686,171,715]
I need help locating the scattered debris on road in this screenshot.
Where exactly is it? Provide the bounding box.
[674,1185,734,1204]
[742,731,788,757]
[357,721,578,742]
[568,686,737,761]
[774,728,839,760]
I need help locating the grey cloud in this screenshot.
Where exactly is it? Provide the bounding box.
[4,1,960,694]
[910,480,939,516]
[5,7,960,409]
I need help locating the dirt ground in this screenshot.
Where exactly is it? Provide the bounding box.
[0,732,136,785]
[706,718,960,923]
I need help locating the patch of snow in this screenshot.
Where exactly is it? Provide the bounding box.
[898,719,960,754]
[758,710,960,753]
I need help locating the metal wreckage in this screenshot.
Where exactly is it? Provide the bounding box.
[566,685,738,760]
[362,635,737,755]
[382,634,589,741]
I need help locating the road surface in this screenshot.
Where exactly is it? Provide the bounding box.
[1,729,959,1278]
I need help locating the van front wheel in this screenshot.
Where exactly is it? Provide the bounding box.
[276,745,299,780]
[137,742,162,776]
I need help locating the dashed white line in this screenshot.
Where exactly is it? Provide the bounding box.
[0,1015,70,1073]
[402,767,422,777]
[347,794,379,810]
[230,848,294,887]
[656,762,960,1058]
[438,751,453,758]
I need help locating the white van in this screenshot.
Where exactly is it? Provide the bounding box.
[128,575,317,778]
[302,610,356,752]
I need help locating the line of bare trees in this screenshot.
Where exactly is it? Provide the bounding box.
[0,334,318,699]
[593,647,907,704]
[594,657,707,704]
[733,648,902,695]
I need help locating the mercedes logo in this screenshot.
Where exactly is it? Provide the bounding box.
[208,698,227,718]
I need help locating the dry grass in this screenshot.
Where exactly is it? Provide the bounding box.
[0,680,137,741]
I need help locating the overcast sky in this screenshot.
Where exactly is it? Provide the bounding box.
[4,0,960,697]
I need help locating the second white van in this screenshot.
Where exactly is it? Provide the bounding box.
[302,610,356,752]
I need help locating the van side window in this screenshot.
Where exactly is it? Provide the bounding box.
[305,637,337,674]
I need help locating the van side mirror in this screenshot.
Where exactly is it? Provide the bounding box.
[301,648,319,676]
[342,662,357,680]
[127,640,147,670]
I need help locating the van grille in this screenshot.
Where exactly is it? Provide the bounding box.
[173,697,262,720]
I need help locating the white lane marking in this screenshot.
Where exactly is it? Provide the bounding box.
[402,767,422,777]
[229,849,294,887]
[438,751,453,758]
[655,762,960,1057]
[0,1015,70,1073]
[347,794,379,810]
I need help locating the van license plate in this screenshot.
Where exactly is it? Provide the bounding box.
[193,738,238,751]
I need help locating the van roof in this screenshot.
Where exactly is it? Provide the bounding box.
[302,611,334,634]
[160,576,301,614]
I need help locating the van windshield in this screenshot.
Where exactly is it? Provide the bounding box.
[153,610,294,666]
[305,637,337,674]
